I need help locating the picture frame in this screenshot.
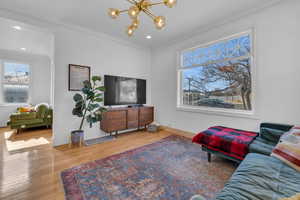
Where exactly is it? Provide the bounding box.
[68,64,91,91]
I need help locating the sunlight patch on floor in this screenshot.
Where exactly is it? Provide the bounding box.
[4,130,50,152]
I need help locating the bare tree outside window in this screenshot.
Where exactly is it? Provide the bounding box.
[179,33,252,111]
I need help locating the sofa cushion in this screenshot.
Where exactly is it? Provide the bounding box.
[215,153,300,200]
[272,139,300,172]
[10,112,37,121]
[260,127,286,143]
[249,137,275,155]
[260,123,293,132]
[12,119,44,126]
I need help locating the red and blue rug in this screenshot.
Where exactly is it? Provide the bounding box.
[61,135,235,200]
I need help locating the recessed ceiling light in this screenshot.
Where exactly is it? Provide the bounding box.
[13,26,22,30]
[146,35,152,39]
[20,48,26,51]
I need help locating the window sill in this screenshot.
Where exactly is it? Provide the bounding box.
[176,105,259,120]
[0,103,30,107]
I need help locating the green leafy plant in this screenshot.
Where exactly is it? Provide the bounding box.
[72,76,107,130]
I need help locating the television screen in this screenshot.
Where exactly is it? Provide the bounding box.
[104,75,146,106]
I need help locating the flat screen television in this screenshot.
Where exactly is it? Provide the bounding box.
[104,75,146,106]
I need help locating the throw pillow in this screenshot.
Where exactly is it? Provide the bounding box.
[18,107,34,113]
[281,126,300,143]
[289,126,300,136]
[34,103,49,111]
[271,139,300,172]
[260,127,286,143]
[281,193,300,200]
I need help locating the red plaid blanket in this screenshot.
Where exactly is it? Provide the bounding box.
[192,126,258,160]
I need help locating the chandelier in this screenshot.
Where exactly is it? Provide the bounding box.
[108,0,177,36]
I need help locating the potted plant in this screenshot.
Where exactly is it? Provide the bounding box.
[71,76,107,145]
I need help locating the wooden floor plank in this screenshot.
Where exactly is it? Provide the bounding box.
[0,127,188,200]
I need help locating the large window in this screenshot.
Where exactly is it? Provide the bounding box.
[178,32,253,113]
[1,62,30,104]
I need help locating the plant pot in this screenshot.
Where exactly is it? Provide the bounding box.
[71,130,84,145]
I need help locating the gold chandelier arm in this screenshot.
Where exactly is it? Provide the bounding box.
[119,9,129,13]
[126,0,138,5]
[149,1,164,6]
[142,8,156,19]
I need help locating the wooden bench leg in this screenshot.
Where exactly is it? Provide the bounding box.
[207,152,211,162]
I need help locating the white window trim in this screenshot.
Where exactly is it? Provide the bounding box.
[176,29,257,119]
[0,60,32,106]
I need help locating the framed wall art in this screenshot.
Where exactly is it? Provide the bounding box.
[68,64,91,91]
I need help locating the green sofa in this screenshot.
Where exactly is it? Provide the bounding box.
[7,104,53,133]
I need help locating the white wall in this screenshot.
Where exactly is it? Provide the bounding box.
[0,49,51,126]
[0,17,53,57]
[53,28,151,146]
[151,0,300,134]
[0,9,151,146]
[3,0,298,146]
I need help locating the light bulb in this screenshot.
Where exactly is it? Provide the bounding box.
[13,26,22,30]
[108,8,120,19]
[154,16,166,30]
[141,0,151,10]
[128,6,140,19]
[132,18,140,29]
[126,25,135,37]
[163,0,177,8]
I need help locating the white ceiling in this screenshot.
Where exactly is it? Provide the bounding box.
[0,0,281,47]
[0,17,53,57]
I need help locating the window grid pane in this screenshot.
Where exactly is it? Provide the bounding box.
[179,33,252,111]
[2,62,30,103]
[182,34,251,68]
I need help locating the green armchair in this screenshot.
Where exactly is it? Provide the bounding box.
[7,104,53,133]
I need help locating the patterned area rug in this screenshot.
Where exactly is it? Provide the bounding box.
[61,135,236,200]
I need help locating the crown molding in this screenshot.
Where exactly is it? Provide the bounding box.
[0,8,149,51]
[0,0,284,50]
[150,0,284,49]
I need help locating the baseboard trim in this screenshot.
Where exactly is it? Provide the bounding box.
[160,126,195,138]
[54,126,195,149]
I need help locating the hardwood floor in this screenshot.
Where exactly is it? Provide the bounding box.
[0,127,191,200]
